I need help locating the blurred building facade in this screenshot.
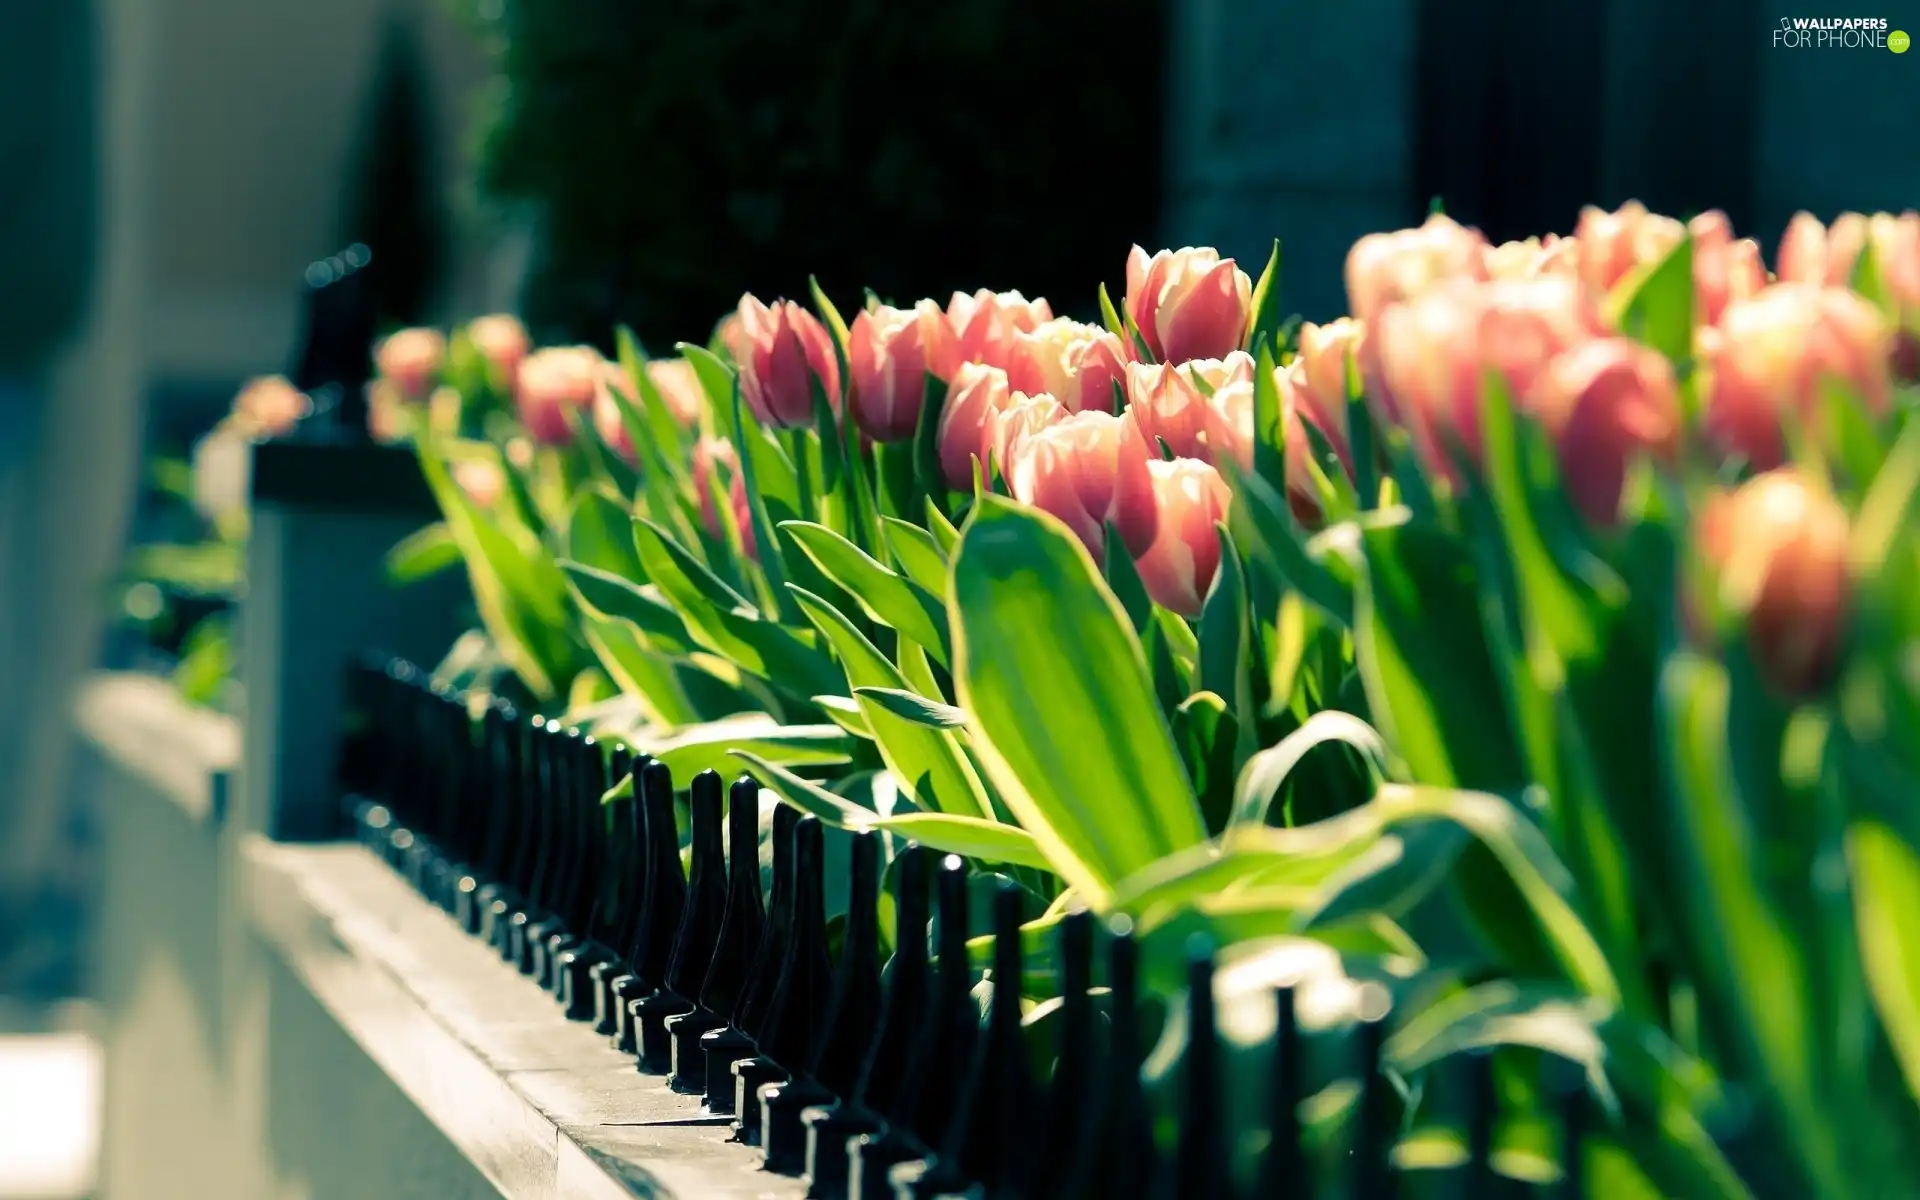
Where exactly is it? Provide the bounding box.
[1164,0,1920,320]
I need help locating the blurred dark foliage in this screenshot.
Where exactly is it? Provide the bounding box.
[456,0,1167,351]
[341,14,447,331]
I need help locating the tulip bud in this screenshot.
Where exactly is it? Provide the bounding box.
[1527,338,1681,528]
[1007,410,1159,561]
[1344,214,1490,326]
[375,328,447,402]
[1125,246,1255,365]
[938,362,1014,488]
[1277,371,1360,529]
[453,459,505,510]
[1702,283,1894,470]
[1371,277,1605,488]
[1573,201,1686,296]
[734,294,841,428]
[1778,210,1920,334]
[849,300,959,442]
[516,346,602,446]
[1131,457,1232,617]
[230,375,311,439]
[1687,211,1770,328]
[648,358,707,426]
[1125,351,1257,463]
[1009,318,1127,414]
[465,315,530,389]
[693,437,756,560]
[592,358,704,464]
[947,289,1055,371]
[1694,469,1851,696]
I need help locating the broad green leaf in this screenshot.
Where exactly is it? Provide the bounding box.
[813,694,872,737]
[560,561,697,655]
[631,517,838,696]
[733,750,881,827]
[950,498,1208,907]
[1230,711,1392,829]
[384,522,462,585]
[789,586,992,820]
[679,343,741,441]
[1245,239,1286,355]
[577,613,702,727]
[1343,515,1524,791]
[1170,691,1237,834]
[615,325,693,465]
[874,812,1051,872]
[914,373,953,516]
[782,520,951,666]
[1223,457,1354,623]
[1097,280,1128,344]
[881,515,948,596]
[1103,520,1153,634]
[642,715,853,782]
[1198,525,1260,776]
[124,542,244,596]
[926,498,961,556]
[565,485,645,583]
[1604,235,1694,364]
[1252,336,1290,491]
[1847,820,1920,1103]
[1850,238,1896,323]
[1850,416,1920,575]
[855,686,969,729]
[727,383,795,619]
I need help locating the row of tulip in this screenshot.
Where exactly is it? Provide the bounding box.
[349,200,1920,1198]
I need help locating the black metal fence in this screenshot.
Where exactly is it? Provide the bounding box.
[341,657,1592,1199]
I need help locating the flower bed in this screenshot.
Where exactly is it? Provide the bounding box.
[345,203,1920,1199]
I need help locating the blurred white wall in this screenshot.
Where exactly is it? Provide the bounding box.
[10,0,495,890]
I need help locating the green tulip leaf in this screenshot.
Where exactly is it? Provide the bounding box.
[384,521,462,585]
[789,585,993,820]
[854,686,969,729]
[1604,235,1694,365]
[950,497,1208,907]
[1245,239,1287,357]
[1230,711,1393,830]
[639,715,854,782]
[881,515,949,595]
[782,520,951,666]
[565,484,646,583]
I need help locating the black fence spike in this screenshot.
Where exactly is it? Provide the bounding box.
[704,802,800,1112]
[529,725,586,987]
[1255,985,1306,1199]
[668,775,768,1091]
[1556,1063,1585,1200]
[633,769,725,1072]
[1351,1014,1395,1200]
[588,746,639,1035]
[1173,938,1222,1200]
[762,828,885,1175]
[480,700,529,954]
[555,737,620,1018]
[806,843,933,1199]
[953,878,1036,1197]
[733,815,832,1145]
[849,854,973,1199]
[1079,917,1155,1200]
[1030,907,1095,1200]
[505,715,555,973]
[617,759,684,1057]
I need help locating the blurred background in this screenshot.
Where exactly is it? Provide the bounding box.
[0,0,1913,1195]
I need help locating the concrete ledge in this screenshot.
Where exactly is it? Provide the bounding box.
[241,837,806,1200]
[75,672,239,827]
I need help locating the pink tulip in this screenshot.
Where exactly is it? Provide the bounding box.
[1131,457,1232,617]
[1688,211,1770,328]
[1287,318,1364,464]
[1573,201,1686,296]
[849,300,960,442]
[1370,277,1606,489]
[649,358,707,426]
[693,437,755,560]
[1009,318,1127,414]
[938,362,1016,488]
[375,328,447,402]
[991,392,1067,486]
[1484,234,1579,281]
[1702,283,1893,470]
[1007,411,1160,562]
[231,375,311,438]
[592,358,704,463]
[1344,214,1490,326]
[1125,246,1254,365]
[465,315,530,388]
[1695,468,1851,696]
[947,289,1055,371]
[1527,338,1681,528]
[1778,210,1920,327]
[734,294,842,428]
[1125,351,1257,463]
[453,459,505,510]
[515,346,603,445]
